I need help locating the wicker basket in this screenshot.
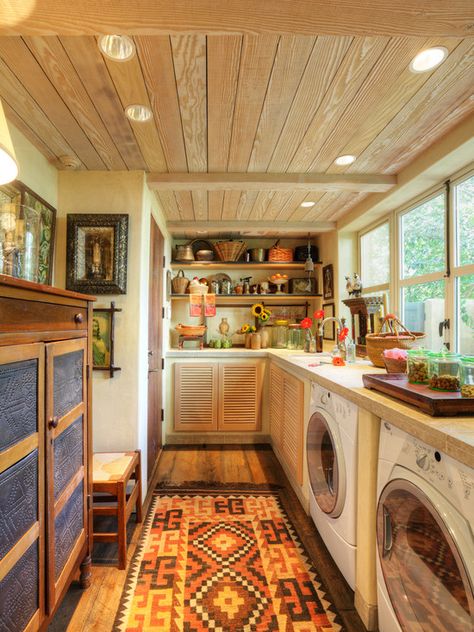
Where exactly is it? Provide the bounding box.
[171,269,189,294]
[214,240,247,262]
[382,355,407,374]
[268,240,293,262]
[175,324,207,337]
[366,316,425,367]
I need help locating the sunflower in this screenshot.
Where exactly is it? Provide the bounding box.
[251,303,265,318]
[241,323,250,333]
[260,311,270,322]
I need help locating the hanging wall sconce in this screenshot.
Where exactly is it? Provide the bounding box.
[0,99,18,185]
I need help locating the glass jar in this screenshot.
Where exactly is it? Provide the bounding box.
[259,325,272,349]
[407,349,429,384]
[288,324,304,350]
[460,356,474,398]
[273,320,289,349]
[428,352,461,391]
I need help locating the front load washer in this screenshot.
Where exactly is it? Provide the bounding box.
[307,382,358,589]
[377,422,474,632]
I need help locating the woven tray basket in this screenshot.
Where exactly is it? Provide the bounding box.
[175,324,207,337]
[214,240,247,262]
[268,240,293,262]
[366,315,425,367]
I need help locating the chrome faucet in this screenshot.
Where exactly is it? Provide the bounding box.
[318,317,346,357]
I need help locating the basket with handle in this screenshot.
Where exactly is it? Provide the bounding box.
[268,240,293,262]
[366,314,425,368]
[214,240,247,262]
[171,269,189,294]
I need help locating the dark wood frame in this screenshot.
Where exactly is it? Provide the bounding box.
[92,301,122,377]
[0,180,57,285]
[66,214,128,294]
[322,264,334,300]
[322,302,336,340]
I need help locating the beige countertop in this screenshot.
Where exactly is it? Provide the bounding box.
[165,348,474,467]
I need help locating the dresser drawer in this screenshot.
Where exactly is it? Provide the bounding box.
[0,297,87,332]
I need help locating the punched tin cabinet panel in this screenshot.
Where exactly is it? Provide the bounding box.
[0,359,38,452]
[53,417,83,501]
[0,542,38,632]
[54,481,84,580]
[0,451,38,560]
[53,350,83,419]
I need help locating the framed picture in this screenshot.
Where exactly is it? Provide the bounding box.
[92,302,122,377]
[66,214,128,294]
[0,180,56,284]
[322,302,335,340]
[322,264,334,300]
[289,277,317,295]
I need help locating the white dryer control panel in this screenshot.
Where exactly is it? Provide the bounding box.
[380,421,474,520]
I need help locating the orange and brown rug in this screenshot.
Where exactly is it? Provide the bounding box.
[114,488,342,631]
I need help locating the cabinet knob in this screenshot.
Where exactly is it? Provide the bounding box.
[74,313,84,324]
[49,417,59,429]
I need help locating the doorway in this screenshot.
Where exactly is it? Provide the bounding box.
[147,215,164,484]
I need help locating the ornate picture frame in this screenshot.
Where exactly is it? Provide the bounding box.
[66,214,129,294]
[0,180,56,284]
[322,264,334,300]
[92,301,122,377]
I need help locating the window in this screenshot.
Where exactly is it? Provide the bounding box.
[357,165,474,354]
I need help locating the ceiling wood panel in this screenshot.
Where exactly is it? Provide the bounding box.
[191,189,208,220]
[207,35,242,172]
[208,190,225,220]
[156,190,182,220]
[288,192,327,222]
[0,37,104,168]
[1,1,472,38]
[174,191,195,221]
[2,100,58,162]
[25,36,126,170]
[60,35,147,170]
[135,35,187,171]
[227,35,280,170]
[221,189,243,220]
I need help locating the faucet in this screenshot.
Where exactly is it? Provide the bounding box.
[318,317,346,357]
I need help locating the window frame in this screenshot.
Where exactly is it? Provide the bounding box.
[358,217,391,298]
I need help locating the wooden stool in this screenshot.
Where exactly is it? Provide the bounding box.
[92,451,143,570]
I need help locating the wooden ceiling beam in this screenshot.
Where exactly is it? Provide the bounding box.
[147,172,397,192]
[166,220,336,235]
[1,2,473,37]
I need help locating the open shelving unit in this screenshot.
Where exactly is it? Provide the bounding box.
[170,294,321,302]
[170,261,322,270]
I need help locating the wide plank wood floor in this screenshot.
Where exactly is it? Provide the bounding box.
[50,445,366,631]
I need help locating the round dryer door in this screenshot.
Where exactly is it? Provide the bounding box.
[378,478,474,632]
[307,410,346,517]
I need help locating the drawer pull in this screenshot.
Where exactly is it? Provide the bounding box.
[49,417,59,429]
[74,313,84,324]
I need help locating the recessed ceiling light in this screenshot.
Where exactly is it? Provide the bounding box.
[409,47,448,73]
[300,201,315,208]
[98,35,135,61]
[334,154,356,166]
[125,104,152,122]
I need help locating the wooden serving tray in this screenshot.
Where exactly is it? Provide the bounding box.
[362,373,474,417]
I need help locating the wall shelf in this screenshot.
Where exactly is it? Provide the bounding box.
[170,294,322,302]
[170,261,322,270]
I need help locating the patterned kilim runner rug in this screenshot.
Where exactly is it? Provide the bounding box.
[113,485,343,631]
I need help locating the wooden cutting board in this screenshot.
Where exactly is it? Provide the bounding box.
[362,373,474,417]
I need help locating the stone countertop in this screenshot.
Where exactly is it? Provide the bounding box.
[165,348,474,467]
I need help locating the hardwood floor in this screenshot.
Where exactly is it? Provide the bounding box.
[50,445,366,631]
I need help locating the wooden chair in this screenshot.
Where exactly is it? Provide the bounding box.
[92,451,143,569]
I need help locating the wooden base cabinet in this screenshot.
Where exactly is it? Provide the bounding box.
[174,361,264,432]
[0,275,94,631]
[270,363,304,485]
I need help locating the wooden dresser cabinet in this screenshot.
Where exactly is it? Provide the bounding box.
[0,275,94,631]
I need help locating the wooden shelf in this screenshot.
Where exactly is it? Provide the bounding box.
[170,294,322,302]
[170,261,322,270]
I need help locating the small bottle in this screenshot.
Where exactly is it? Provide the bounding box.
[346,338,356,364]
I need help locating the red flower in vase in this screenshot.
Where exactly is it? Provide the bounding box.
[313,309,325,320]
[300,317,313,329]
[338,327,349,342]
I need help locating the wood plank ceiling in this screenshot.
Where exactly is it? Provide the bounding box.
[0,32,473,229]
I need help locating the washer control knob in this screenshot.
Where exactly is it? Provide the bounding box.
[416,453,430,471]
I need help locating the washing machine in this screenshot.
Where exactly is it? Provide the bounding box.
[377,421,474,632]
[306,382,359,589]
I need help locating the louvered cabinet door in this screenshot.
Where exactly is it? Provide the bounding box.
[45,338,88,613]
[0,344,45,632]
[281,371,304,485]
[174,363,218,431]
[269,363,284,450]
[218,362,263,431]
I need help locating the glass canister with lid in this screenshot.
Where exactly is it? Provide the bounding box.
[460,356,474,398]
[428,351,461,391]
[273,319,289,349]
[407,349,429,384]
[287,323,304,350]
